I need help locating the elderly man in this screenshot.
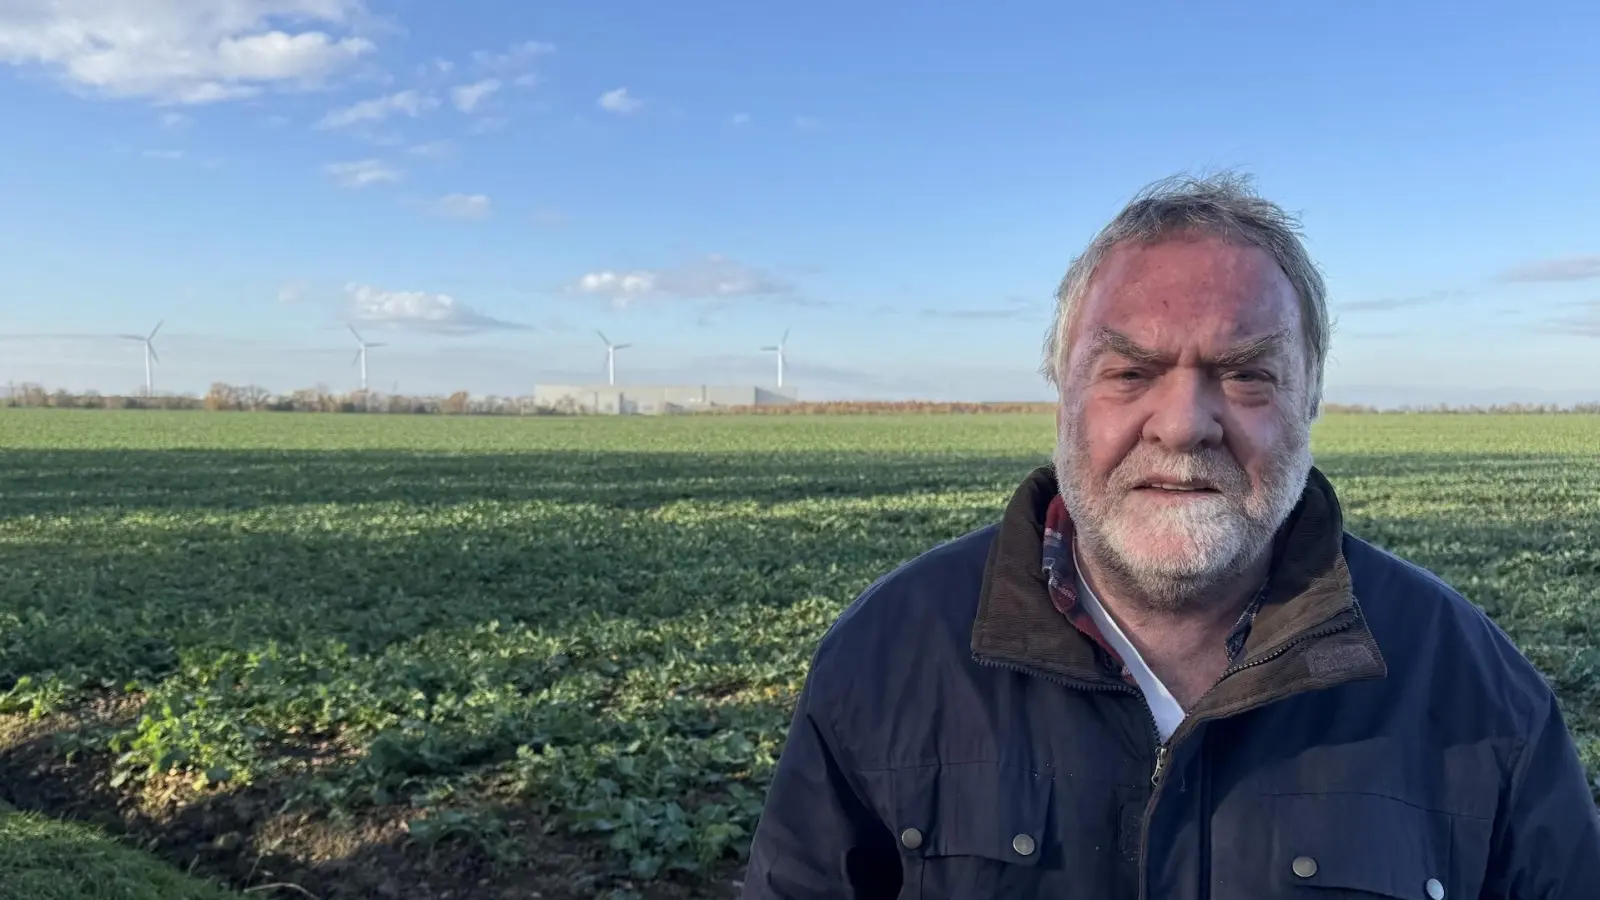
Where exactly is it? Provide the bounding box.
[740,173,1600,899]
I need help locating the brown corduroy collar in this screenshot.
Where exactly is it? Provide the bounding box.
[971,464,1388,717]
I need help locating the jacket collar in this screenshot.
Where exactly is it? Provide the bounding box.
[972,464,1387,711]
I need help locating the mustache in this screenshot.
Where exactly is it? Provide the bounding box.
[1109,447,1249,493]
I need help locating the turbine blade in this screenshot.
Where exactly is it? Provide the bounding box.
[596,330,610,345]
[148,320,163,340]
[148,346,161,365]
[614,343,632,350]
[781,326,790,344]
[354,350,363,366]
[349,324,365,343]
[760,345,779,352]
[118,334,145,341]
[367,342,387,348]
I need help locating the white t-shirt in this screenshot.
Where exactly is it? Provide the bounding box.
[1071,543,1187,742]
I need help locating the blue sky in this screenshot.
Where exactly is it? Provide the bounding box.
[1,1,1598,404]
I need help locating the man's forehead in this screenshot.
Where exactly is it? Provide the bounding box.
[1076,237,1301,342]
[1086,305,1298,348]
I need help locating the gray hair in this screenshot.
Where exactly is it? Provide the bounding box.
[1041,171,1330,416]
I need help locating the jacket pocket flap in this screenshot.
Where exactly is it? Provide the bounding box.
[1269,793,1451,897]
[891,762,1053,865]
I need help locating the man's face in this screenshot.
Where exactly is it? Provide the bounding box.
[1053,234,1314,609]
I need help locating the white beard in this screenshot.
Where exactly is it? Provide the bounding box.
[1054,406,1312,611]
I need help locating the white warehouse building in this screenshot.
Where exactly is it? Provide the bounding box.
[532,383,799,415]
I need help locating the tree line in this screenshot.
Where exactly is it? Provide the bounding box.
[1,382,1597,416]
[0,382,556,415]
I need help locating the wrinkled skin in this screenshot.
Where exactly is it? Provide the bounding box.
[1053,233,1315,616]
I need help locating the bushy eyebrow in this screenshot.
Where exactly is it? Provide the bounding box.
[1084,326,1290,370]
[1211,330,1291,367]
[1089,327,1166,366]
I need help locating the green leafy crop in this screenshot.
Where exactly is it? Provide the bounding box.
[0,409,1596,895]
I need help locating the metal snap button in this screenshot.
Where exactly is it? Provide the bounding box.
[1012,833,1036,856]
[900,827,923,850]
[1292,856,1318,878]
[1426,878,1445,900]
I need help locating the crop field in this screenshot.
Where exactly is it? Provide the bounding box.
[0,409,1597,899]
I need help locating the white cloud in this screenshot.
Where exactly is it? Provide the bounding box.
[317,89,437,129]
[408,140,456,158]
[322,158,400,187]
[1539,300,1600,338]
[920,297,1042,322]
[0,0,375,105]
[142,148,186,160]
[793,115,821,131]
[159,111,190,128]
[1497,256,1600,283]
[472,40,554,74]
[569,255,797,308]
[431,193,492,219]
[730,112,750,126]
[1340,288,1477,313]
[577,271,658,297]
[345,282,525,332]
[451,78,501,112]
[598,87,642,115]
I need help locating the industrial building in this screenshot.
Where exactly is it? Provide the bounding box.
[532,383,799,415]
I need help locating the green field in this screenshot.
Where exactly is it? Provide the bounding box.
[1,410,1597,899]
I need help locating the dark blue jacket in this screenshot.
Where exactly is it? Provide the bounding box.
[741,465,1600,899]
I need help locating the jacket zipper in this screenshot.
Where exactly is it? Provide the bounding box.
[977,611,1361,900]
[1134,614,1359,900]
[1214,614,1358,685]
[974,656,1165,758]
[1151,743,1169,787]
[973,655,1163,763]
[973,655,1139,699]
[974,656,1167,875]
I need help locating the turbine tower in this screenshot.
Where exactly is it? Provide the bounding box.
[118,320,163,396]
[597,330,630,385]
[349,325,387,392]
[760,327,790,389]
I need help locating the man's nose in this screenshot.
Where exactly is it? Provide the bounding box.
[1141,368,1224,452]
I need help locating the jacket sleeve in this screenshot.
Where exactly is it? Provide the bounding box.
[740,665,901,900]
[1481,690,1600,899]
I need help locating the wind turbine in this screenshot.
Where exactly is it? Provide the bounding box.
[349,325,387,392]
[597,330,630,385]
[760,327,790,389]
[118,320,163,396]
